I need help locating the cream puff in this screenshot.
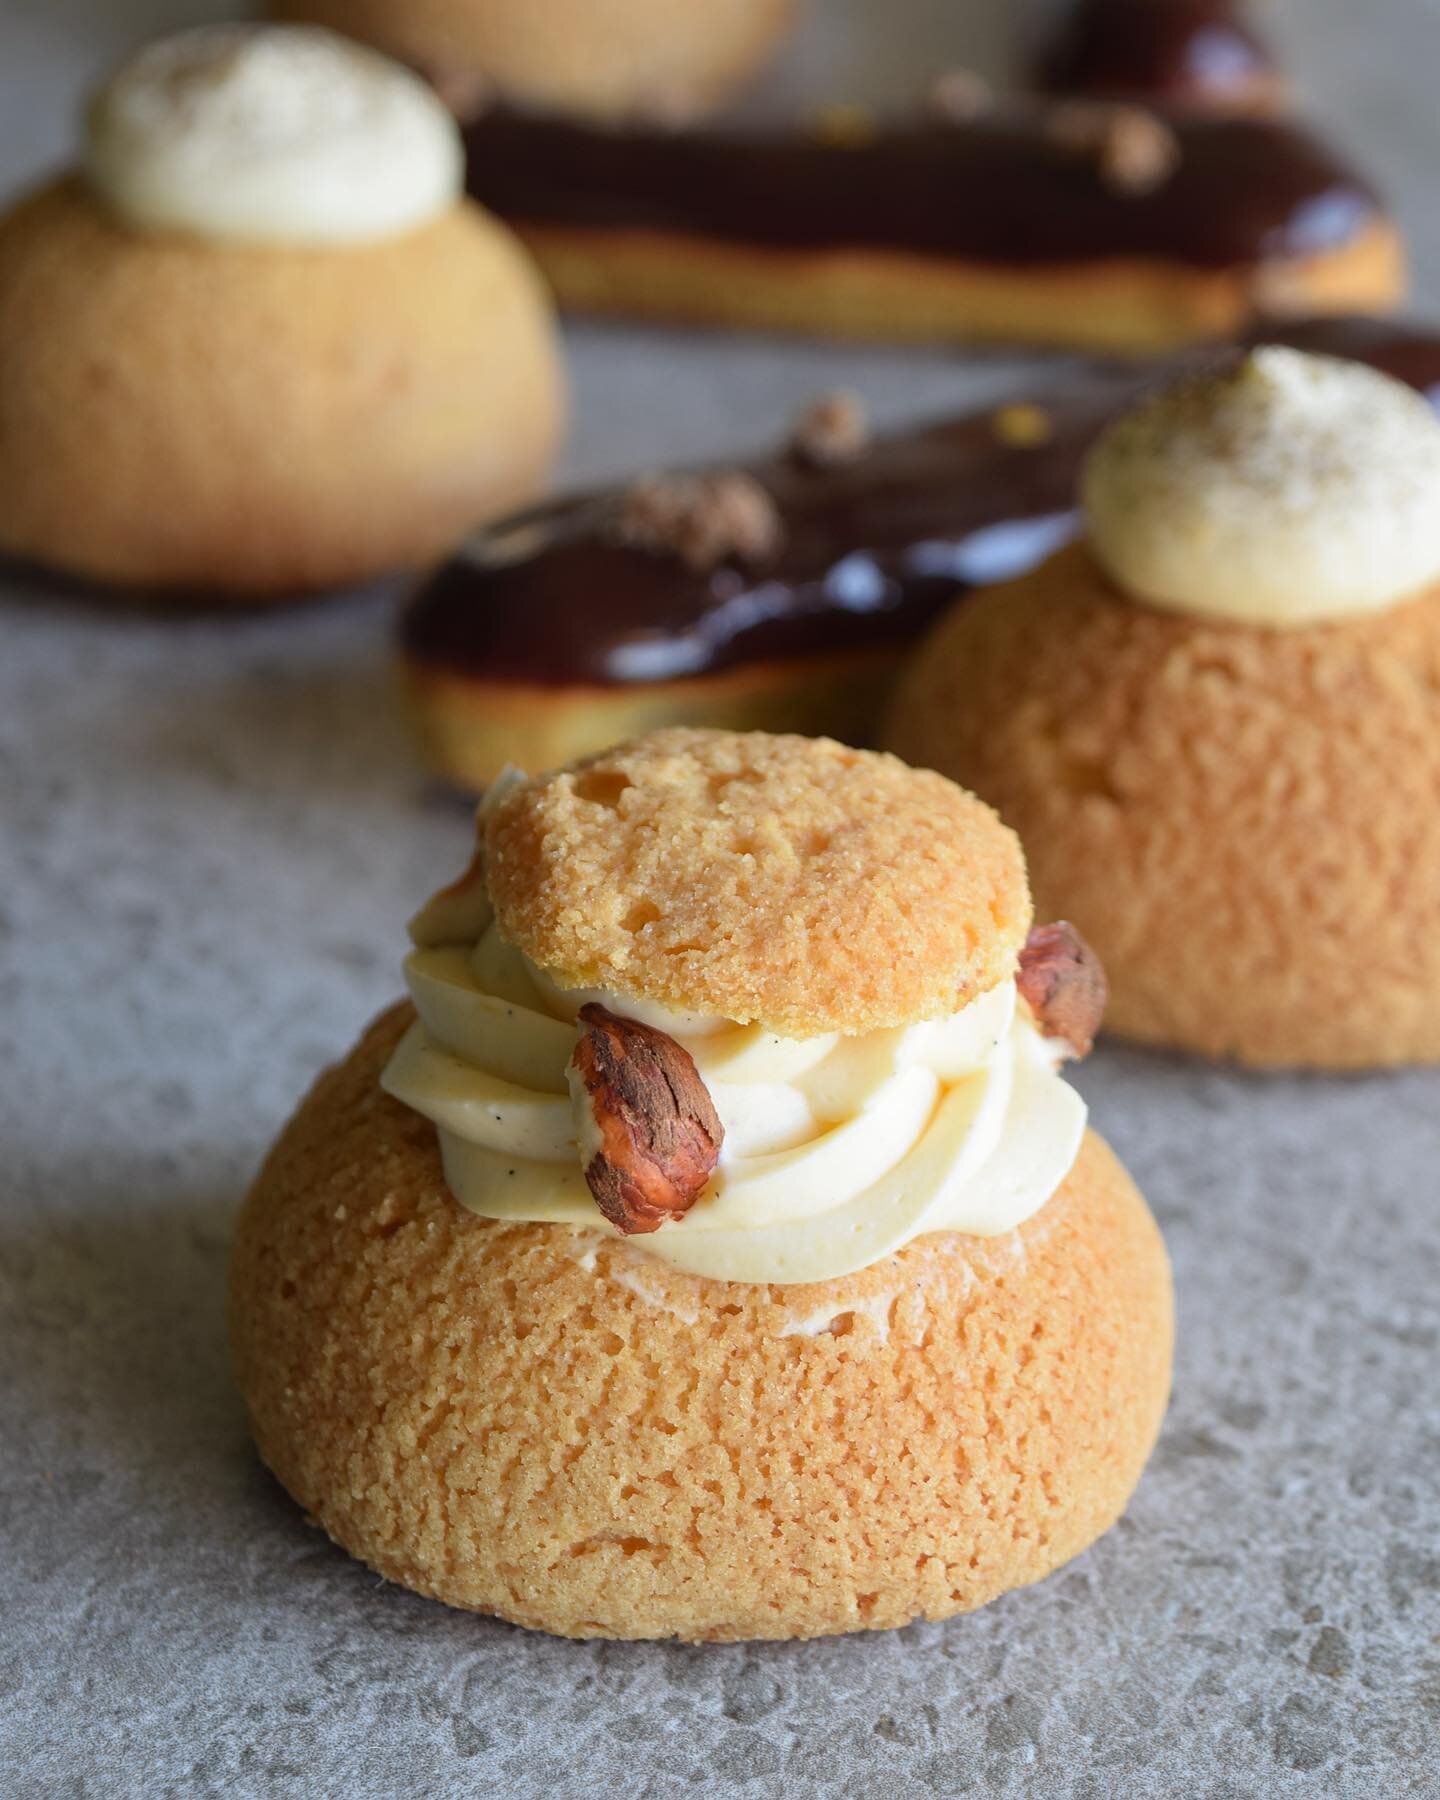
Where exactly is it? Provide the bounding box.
[0,26,565,602]
[267,0,800,123]
[230,729,1172,1641]
[886,348,1440,1069]
[399,317,1440,792]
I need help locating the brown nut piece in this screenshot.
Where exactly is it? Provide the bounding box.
[789,390,870,468]
[1017,922,1108,1059]
[1046,102,1181,196]
[569,1003,725,1234]
[614,470,784,571]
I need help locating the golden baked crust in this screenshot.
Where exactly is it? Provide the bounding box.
[0,178,564,599]
[482,728,1032,1037]
[229,1005,1173,1641]
[884,543,1440,1067]
[400,647,902,791]
[505,218,1405,351]
[268,0,798,121]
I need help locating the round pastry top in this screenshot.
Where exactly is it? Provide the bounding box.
[481,729,1032,1039]
[84,25,464,247]
[1082,347,1440,628]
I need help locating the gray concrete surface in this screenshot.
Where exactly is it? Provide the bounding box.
[2,2,1439,1795]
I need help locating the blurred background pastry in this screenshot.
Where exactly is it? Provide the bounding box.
[399,319,1440,791]
[0,25,565,602]
[885,348,1440,1069]
[268,0,802,122]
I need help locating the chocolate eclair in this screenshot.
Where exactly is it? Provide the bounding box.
[455,100,1402,350]
[400,317,1440,791]
[230,728,1172,1640]
[1033,0,1288,117]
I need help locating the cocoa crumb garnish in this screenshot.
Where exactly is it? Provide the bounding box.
[1016,921,1107,1059]
[1046,102,1180,196]
[569,1003,724,1235]
[927,67,993,122]
[789,390,870,468]
[614,471,784,572]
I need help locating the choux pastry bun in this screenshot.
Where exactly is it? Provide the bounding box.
[231,730,1172,1641]
[886,348,1440,1069]
[0,26,565,603]
[268,0,800,123]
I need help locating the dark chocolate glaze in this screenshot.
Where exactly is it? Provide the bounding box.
[462,105,1380,269]
[1035,0,1278,111]
[402,320,1440,690]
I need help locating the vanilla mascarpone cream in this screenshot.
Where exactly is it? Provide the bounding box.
[380,891,1086,1287]
[1083,347,1440,628]
[85,25,463,247]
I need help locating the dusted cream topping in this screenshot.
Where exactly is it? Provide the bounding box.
[380,912,1086,1288]
[85,26,463,246]
[1083,348,1440,627]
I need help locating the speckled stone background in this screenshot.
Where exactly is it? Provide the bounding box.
[3,2,1440,1794]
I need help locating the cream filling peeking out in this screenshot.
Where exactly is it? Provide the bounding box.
[84,25,463,247]
[380,917,1086,1287]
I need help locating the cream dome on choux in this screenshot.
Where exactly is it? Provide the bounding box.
[885,348,1440,1068]
[0,25,564,601]
[229,729,1172,1641]
[1083,347,1440,628]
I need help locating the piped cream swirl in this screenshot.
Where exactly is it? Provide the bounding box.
[380,914,1086,1287]
[85,25,463,247]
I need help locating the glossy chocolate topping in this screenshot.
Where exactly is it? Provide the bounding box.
[402,320,1440,690]
[1035,0,1280,112]
[461,105,1379,270]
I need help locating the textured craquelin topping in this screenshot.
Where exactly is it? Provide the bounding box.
[614,471,784,572]
[927,67,993,122]
[570,1004,724,1234]
[1016,922,1108,1060]
[1045,101,1180,195]
[482,729,1032,1039]
[788,390,871,468]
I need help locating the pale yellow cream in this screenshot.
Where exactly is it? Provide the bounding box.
[380,907,1086,1287]
[1083,347,1440,628]
[85,25,463,247]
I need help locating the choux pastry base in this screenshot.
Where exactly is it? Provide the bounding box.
[268,0,799,121]
[885,544,1440,1069]
[230,1005,1173,1642]
[0,178,564,601]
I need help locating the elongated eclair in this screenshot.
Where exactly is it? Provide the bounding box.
[453,100,1403,350]
[400,317,1440,790]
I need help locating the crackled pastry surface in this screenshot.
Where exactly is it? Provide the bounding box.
[885,545,1440,1067]
[481,730,1032,1037]
[230,1007,1173,1641]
